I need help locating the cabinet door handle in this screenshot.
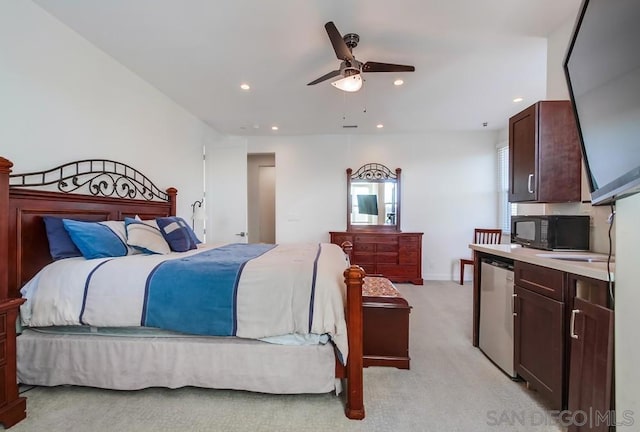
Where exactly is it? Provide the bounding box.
[512,293,517,317]
[570,309,581,339]
[527,173,535,194]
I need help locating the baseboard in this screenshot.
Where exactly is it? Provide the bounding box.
[421,273,457,281]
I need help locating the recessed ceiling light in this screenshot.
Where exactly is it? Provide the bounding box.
[240,83,250,90]
[393,79,404,86]
[376,124,384,129]
[513,97,523,103]
[271,126,279,131]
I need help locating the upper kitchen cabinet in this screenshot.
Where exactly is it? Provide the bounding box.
[509,101,582,203]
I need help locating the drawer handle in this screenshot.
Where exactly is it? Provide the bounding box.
[527,173,535,194]
[512,293,517,317]
[570,309,581,339]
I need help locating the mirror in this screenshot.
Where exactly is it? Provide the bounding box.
[346,163,401,232]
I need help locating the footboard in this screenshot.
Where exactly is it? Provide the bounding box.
[343,264,365,420]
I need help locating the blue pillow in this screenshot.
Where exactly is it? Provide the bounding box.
[42,216,83,260]
[62,219,130,259]
[155,217,198,252]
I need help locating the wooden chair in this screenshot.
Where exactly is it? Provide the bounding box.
[459,228,502,285]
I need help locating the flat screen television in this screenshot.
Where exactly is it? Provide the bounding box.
[356,194,378,216]
[564,0,640,205]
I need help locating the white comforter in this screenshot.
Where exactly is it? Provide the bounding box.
[20,242,351,361]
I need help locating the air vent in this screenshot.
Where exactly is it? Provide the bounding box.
[342,125,358,129]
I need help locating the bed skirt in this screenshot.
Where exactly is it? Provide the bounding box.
[17,329,339,394]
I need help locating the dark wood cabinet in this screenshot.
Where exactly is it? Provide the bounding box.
[567,275,614,432]
[509,101,582,203]
[513,262,565,410]
[0,298,26,429]
[474,252,615,423]
[329,231,423,284]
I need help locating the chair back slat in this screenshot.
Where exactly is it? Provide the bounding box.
[473,228,502,245]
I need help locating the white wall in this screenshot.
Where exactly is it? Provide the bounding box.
[245,131,499,280]
[0,1,211,223]
[546,17,575,100]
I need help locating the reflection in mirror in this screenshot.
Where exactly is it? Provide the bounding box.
[350,182,397,226]
[346,163,401,232]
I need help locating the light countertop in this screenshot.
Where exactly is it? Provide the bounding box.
[469,244,615,282]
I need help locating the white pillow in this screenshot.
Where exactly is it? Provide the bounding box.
[125,217,171,255]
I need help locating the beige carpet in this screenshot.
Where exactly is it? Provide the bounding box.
[9,281,564,432]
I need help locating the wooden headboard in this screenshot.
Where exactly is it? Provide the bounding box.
[0,157,177,299]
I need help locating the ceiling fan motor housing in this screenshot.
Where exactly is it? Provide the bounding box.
[343,67,360,77]
[343,33,360,50]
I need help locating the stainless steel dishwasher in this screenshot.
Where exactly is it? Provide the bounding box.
[479,258,517,378]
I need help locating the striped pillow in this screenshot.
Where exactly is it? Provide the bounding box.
[125,217,171,255]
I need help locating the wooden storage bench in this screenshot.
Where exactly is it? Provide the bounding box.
[362,276,411,369]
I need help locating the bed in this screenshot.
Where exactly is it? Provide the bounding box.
[0,157,365,421]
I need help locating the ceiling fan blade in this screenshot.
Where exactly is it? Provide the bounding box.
[325,21,354,62]
[307,69,342,86]
[362,62,415,73]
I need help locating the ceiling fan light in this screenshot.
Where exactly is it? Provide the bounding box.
[331,74,363,92]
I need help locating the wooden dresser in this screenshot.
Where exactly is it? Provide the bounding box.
[0,298,26,429]
[330,231,423,284]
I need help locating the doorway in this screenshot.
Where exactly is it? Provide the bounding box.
[247,153,275,244]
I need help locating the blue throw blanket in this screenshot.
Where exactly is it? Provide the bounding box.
[141,243,276,335]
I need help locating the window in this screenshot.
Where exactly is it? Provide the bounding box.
[498,145,517,233]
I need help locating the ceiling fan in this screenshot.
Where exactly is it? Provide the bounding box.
[308,21,415,92]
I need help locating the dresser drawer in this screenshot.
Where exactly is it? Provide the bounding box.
[353,252,375,264]
[376,253,399,264]
[515,261,565,301]
[355,235,398,244]
[378,264,419,279]
[399,251,418,265]
[376,243,399,253]
[354,243,375,252]
[399,236,419,245]
[330,234,353,245]
[399,243,419,252]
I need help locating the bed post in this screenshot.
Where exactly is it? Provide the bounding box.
[166,187,177,216]
[0,157,12,299]
[343,264,365,420]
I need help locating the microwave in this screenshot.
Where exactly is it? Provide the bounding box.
[511,215,590,251]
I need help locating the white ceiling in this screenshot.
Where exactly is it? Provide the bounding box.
[33,0,582,136]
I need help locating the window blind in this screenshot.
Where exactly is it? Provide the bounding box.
[498,146,517,233]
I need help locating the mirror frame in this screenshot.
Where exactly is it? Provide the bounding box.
[346,163,401,232]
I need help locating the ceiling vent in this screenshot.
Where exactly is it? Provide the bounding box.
[342,125,358,129]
